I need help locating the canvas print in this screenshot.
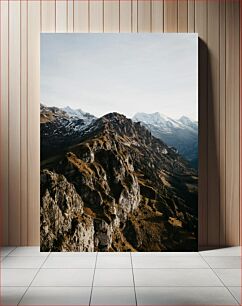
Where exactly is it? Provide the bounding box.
[40,34,198,252]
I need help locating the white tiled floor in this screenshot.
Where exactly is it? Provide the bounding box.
[0,246,241,305]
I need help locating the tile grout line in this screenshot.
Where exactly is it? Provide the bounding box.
[89,252,98,306]
[4,267,239,270]
[17,251,51,306]
[2,285,242,288]
[3,246,17,257]
[226,286,241,305]
[0,257,7,263]
[198,252,240,305]
[130,252,137,306]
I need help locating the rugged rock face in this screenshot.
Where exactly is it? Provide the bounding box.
[41,106,198,252]
[40,170,94,251]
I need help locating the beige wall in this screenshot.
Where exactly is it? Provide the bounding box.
[0,0,240,247]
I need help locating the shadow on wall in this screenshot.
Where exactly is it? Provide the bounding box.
[198,38,221,250]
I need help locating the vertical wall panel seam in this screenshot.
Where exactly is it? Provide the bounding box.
[225,0,227,245]
[238,0,240,245]
[7,0,9,245]
[27,0,28,245]
[66,0,68,31]
[206,0,208,246]
[26,0,29,246]
[88,0,90,33]
[218,0,221,247]
[187,0,188,33]
[40,0,42,32]
[150,0,153,33]
[118,0,120,32]
[73,0,74,32]
[0,0,2,245]
[103,0,105,33]
[20,0,22,245]
[18,0,21,245]
[177,0,179,32]
[131,0,133,31]
[193,0,195,32]
[130,0,132,32]
[0,0,1,245]
[55,0,57,33]
[136,0,138,32]
[137,0,138,32]
[239,1,241,244]
[176,0,180,33]
[27,0,29,245]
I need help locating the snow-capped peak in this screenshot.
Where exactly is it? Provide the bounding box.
[63,106,85,118]
[178,116,198,130]
[133,112,197,132]
[62,106,96,124]
[133,112,183,130]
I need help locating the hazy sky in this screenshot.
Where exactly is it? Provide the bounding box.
[41,33,198,120]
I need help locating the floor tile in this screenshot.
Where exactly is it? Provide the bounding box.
[91,287,136,305]
[131,252,200,257]
[1,256,46,269]
[132,256,209,269]
[228,287,241,304]
[0,247,16,257]
[1,269,38,286]
[136,287,238,305]
[200,247,241,257]
[214,269,241,286]
[42,256,96,268]
[93,269,134,287]
[96,256,132,268]
[9,247,49,257]
[0,287,27,305]
[31,268,94,286]
[49,252,97,257]
[19,286,91,305]
[134,268,223,287]
[203,256,241,268]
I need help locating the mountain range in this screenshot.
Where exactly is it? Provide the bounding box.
[40,104,198,252]
[133,112,198,169]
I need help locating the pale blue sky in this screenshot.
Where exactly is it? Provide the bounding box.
[41,33,198,120]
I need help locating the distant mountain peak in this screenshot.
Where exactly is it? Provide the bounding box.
[179,115,191,120]
[62,106,92,117]
[179,115,193,124]
[133,112,183,129]
[132,111,198,168]
[178,115,198,129]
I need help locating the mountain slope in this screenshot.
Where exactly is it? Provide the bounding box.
[41,106,198,252]
[40,104,95,160]
[132,112,198,169]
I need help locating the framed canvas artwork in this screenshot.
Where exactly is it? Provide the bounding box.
[40,34,198,252]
